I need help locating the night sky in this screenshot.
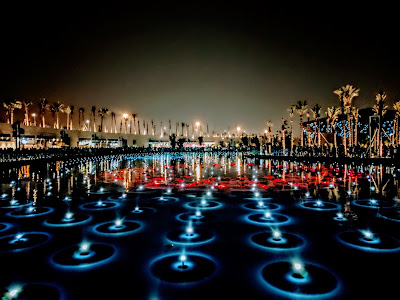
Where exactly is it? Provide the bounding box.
[1,5,399,134]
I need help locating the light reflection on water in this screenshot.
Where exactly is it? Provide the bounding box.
[0,153,399,206]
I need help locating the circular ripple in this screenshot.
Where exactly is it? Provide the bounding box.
[87,190,112,196]
[166,228,214,245]
[80,200,119,211]
[150,196,179,204]
[186,200,222,210]
[378,209,400,223]
[0,222,13,233]
[352,199,395,209]
[261,261,339,298]
[131,207,156,215]
[44,213,92,227]
[244,202,280,211]
[244,197,274,201]
[150,253,216,283]
[251,232,304,250]
[0,232,50,252]
[93,220,142,236]
[1,283,63,300]
[6,207,54,218]
[108,194,134,201]
[336,231,400,252]
[62,196,84,203]
[247,213,290,225]
[51,243,116,269]
[0,199,31,209]
[301,200,339,211]
[177,211,217,223]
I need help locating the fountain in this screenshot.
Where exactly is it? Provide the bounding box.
[80,200,119,211]
[62,212,74,222]
[3,285,22,299]
[150,195,179,204]
[166,223,214,245]
[333,212,348,222]
[176,210,216,223]
[0,232,50,252]
[250,229,304,250]
[300,200,339,211]
[186,198,222,210]
[44,211,92,227]
[1,283,63,299]
[51,240,116,269]
[246,211,290,226]
[6,206,54,218]
[260,259,340,298]
[150,251,216,283]
[336,229,400,252]
[131,205,156,215]
[352,198,395,209]
[93,218,142,236]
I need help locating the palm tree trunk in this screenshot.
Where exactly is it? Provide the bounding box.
[300,115,303,147]
[290,119,293,154]
[24,108,29,126]
[333,124,337,148]
[354,116,358,146]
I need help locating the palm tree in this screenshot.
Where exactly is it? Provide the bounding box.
[267,121,273,143]
[64,106,71,129]
[281,118,288,155]
[311,103,321,147]
[70,105,75,130]
[110,112,116,133]
[326,106,341,148]
[393,101,400,145]
[351,107,359,147]
[50,101,64,129]
[295,100,308,147]
[288,105,296,154]
[98,108,109,132]
[78,107,85,130]
[39,98,48,127]
[22,99,33,126]
[91,106,96,132]
[373,91,388,157]
[3,99,22,124]
[333,85,360,155]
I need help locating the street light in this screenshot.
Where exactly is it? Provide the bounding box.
[32,113,36,126]
[237,126,241,136]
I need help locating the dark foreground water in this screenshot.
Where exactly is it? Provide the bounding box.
[1,153,400,299]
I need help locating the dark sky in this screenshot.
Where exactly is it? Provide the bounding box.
[1,5,399,134]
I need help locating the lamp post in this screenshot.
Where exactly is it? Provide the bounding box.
[32,113,36,126]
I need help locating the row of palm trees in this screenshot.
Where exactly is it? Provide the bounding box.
[1,99,211,137]
[279,84,400,157]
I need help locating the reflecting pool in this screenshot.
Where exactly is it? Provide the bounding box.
[1,153,399,299]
